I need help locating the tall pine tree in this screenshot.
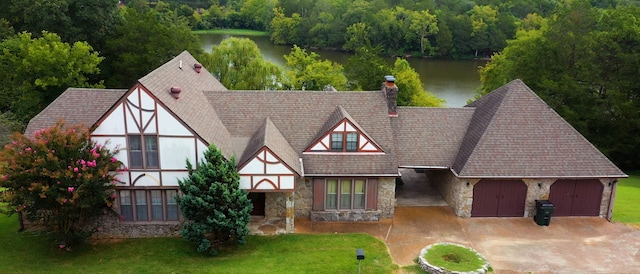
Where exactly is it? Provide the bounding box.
[177,144,252,255]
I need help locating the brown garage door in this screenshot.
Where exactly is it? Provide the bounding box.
[549,179,603,216]
[471,180,527,217]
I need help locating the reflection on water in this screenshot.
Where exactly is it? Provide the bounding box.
[198,33,485,107]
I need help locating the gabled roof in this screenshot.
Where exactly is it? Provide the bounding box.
[306,105,381,152]
[205,90,398,176]
[238,117,302,175]
[393,107,475,168]
[25,88,126,137]
[137,51,233,157]
[452,79,626,178]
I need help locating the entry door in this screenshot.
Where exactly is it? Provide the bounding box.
[248,192,265,216]
[549,179,603,216]
[472,180,527,217]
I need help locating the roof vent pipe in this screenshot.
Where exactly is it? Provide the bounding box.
[170,86,181,99]
[194,63,202,73]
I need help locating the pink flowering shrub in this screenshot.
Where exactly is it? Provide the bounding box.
[0,121,123,249]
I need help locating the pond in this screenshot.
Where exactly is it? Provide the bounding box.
[198,34,486,107]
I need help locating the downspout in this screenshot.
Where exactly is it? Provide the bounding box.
[299,158,305,178]
[606,179,618,221]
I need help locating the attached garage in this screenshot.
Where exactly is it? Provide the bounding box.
[471,180,527,217]
[549,179,603,216]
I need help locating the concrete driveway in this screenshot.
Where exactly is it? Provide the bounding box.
[296,207,640,273]
[387,206,640,273]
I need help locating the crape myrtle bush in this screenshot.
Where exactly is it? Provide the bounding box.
[0,121,124,250]
[177,144,252,256]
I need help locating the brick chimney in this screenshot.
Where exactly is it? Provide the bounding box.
[382,75,398,117]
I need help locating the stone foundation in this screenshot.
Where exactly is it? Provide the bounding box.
[378,177,396,218]
[294,178,312,218]
[430,170,474,218]
[310,210,382,222]
[92,215,182,239]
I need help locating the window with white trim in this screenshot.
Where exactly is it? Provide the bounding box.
[128,135,159,169]
[119,189,180,222]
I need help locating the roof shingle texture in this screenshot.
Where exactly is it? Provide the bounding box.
[138,51,233,157]
[393,107,475,167]
[205,90,398,176]
[239,117,302,175]
[25,88,126,137]
[452,79,625,178]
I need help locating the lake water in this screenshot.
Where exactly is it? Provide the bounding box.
[198,34,485,107]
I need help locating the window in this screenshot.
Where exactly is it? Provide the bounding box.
[128,135,159,168]
[331,133,343,151]
[346,133,358,151]
[322,179,371,210]
[118,189,180,222]
[330,132,359,152]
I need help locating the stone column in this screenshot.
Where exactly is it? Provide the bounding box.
[285,192,295,233]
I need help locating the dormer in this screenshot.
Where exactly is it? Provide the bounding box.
[304,106,383,154]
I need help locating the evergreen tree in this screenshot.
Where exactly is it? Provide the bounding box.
[177,144,252,256]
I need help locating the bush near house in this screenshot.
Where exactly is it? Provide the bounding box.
[0,121,123,249]
[177,144,252,255]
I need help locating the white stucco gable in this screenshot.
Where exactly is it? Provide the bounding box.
[91,86,209,187]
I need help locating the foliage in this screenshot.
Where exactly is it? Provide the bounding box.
[0,121,123,249]
[392,58,444,107]
[177,144,252,256]
[0,0,119,48]
[344,46,391,90]
[100,7,204,88]
[479,1,640,170]
[423,243,487,272]
[0,31,104,124]
[612,172,640,224]
[203,37,283,90]
[284,45,347,90]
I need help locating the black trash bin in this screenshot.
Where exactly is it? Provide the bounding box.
[534,200,554,226]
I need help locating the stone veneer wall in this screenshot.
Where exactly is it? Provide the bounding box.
[429,170,475,218]
[91,215,182,239]
[295,177,395,221]
[265,192,287,218]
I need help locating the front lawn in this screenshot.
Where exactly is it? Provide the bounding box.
[0,214,397,273]
[612,171,640,224]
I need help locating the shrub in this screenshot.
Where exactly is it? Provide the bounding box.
[177,144,252,255]
[0,121,123,249]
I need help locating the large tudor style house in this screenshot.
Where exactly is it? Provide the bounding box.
[26,51,626,237]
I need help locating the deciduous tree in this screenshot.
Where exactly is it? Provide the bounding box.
[283,45,347,90]
[0,121,123,249]
[0,31,103,124]
[203,37,283,90]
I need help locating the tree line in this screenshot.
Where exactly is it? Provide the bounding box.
[157,0,638,58]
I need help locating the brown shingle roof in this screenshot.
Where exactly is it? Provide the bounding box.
[25,88,126,137]
[205,90,398,176]
[393,107,475,167]
[452,79,626,178]
[238,117,302,175]
[137,51,233,157]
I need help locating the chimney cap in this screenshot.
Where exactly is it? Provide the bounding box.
[384,75,395,82]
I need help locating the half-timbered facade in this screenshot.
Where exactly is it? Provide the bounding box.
[25,51,626,237]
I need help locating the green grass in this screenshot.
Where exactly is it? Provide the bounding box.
[423,243,486,272]
[192,29,269,36]
[0,214,397,273]
[612,171,640,224]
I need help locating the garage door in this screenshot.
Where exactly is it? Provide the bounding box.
[471,180,527,217]
[549,179,603,216]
